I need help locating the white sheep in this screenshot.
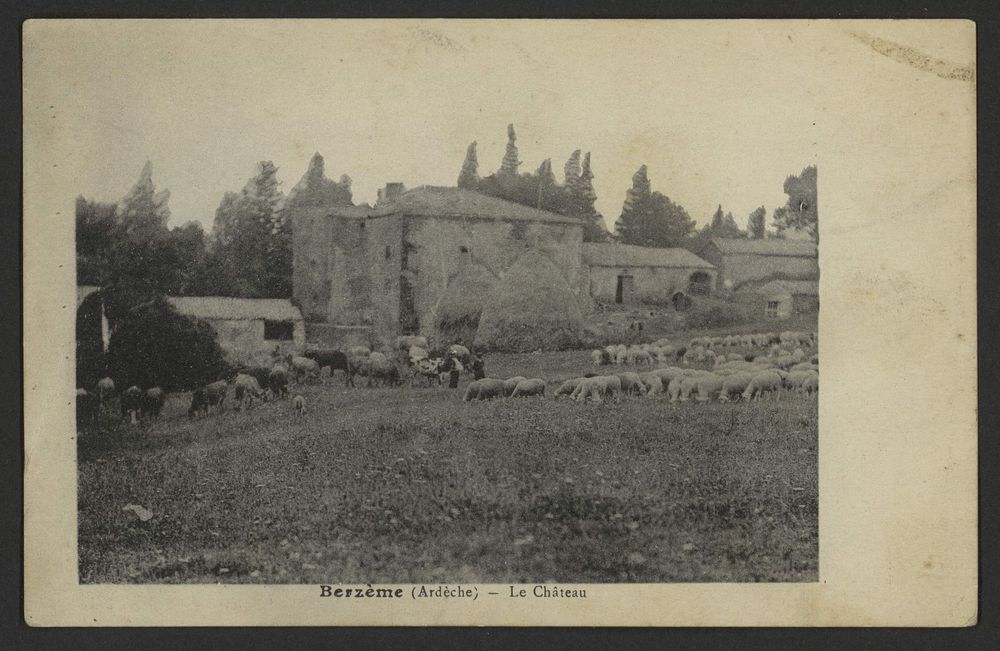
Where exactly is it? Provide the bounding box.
[800,373,819,396]
[462,378,506,401]
[626,348,654,365]
[511,378,546,398]
[616,372,647,397]
[639,372,665,396]
[502,376,527,397]
[693,374,724,402]
[553,377,584,399]
[742,370,784,401]
[571,375,622,403]
[718,372,756,402]
[292,394,307,417]
[666,377,683,402]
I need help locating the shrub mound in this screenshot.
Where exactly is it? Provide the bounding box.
[429,262,498,348]
[102,291,230,391]
[474,249,584,352]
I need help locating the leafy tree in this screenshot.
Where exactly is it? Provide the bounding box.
[614,165,695,247]
[206,160,293,298]
[772,165,818,240]
[75,196,118,285]
[457,141,480,190]
[118,161,170,240]
[747,206,767,239]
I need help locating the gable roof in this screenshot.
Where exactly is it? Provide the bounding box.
[757,280,819,296]
[709,237,817,257]
[298,204,373,220]
[166,296,303,322]
[369,186,582,225]
[582,243,715,269]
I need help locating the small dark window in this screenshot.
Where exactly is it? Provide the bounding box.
[766,301,780,318]
[264,320,295,341]
[459,245,469,253]
[385,245,392,259]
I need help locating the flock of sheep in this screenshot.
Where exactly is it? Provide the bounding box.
[74,335,477,429]
[75,329,818,429]
[462,330,819,405]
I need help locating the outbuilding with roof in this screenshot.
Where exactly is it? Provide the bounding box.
[582,242,716,307]
[697,237,818,291]
[166,296,305,366]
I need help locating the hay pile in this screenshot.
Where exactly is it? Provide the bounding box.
[473,249,584,352]
[429,262,498,348]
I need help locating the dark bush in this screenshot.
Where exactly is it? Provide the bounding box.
[104,294,230,392]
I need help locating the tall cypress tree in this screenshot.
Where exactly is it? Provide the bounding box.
[563,149,581,191]
[534,158,557,209]
[499,124,520,177]
[576,152,608,242]
[457,141,480,190]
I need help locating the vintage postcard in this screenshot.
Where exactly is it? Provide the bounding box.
[23,19,976,626]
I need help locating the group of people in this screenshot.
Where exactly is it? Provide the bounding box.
[437,348,486,389]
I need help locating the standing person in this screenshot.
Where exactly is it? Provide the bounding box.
[447,354,462,389]
[471,352,485,380]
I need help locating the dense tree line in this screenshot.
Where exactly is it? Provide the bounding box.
[457,124,817,250]
[457,125,610,242]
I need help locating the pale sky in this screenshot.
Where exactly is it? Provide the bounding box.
[22,20,973,232]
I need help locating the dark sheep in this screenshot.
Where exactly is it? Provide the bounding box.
[268,366,289,398]
[303,349,352,385]
[120,386,144,425]
[142,387,165,420]
[242,366,273,391]
[189,380,228,418]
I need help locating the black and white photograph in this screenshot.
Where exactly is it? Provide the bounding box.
[23,19,976,626]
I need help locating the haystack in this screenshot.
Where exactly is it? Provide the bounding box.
[473,249,584,352]
[429,262,498,348]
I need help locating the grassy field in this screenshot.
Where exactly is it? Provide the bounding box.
[78,348,818,584]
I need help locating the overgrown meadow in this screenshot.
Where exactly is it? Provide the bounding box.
[78,350,818,584]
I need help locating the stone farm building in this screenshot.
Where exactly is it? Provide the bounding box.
[756,280,820,319]
[166,296,305,366]
[291,183,719,347]
[291,183,728,346]
[292,184,589,346]
[582,242,716,306]
[697,238,818,292]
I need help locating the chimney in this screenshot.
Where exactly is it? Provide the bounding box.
[377,182,405,205]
